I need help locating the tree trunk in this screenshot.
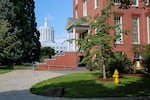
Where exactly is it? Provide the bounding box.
[102,64,106,79]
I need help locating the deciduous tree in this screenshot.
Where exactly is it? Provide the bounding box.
[79,1,129,79]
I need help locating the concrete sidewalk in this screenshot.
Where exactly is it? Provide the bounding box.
[0,69,149,100]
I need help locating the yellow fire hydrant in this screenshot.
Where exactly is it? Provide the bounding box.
[112,69,120,85]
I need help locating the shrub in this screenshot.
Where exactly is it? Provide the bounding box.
[143,44,150,73]
[40,47,55,59]
[108,52,132,73]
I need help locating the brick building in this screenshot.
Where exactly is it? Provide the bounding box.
[35,0,150,70]
[66,0,150,61]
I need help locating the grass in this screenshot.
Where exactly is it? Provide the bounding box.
[0,66,13,74]
[0,69,12,74]
[0,65,32,74]
[13,65,32,69]
[30,72,150,98]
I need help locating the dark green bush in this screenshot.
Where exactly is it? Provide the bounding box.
[108,52,132,73]
[40,47,55,59]
[143,44,150,73]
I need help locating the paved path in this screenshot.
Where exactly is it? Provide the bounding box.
[0,69,150,100]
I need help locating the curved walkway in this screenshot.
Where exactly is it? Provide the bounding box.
[0,69,150,100]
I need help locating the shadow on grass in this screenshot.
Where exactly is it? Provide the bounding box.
[117,75,150,97]
[30,75,150,98]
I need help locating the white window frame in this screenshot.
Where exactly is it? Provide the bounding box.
[132,17,140,44]
[114,16,123,44]
[83,0,87,16]
[113,0,121,5]
[94,0,98,9]
[132,0,139,7]
[147,17,150,44]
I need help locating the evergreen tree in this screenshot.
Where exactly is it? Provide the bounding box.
[11,0,41,63]
[0,0,41,65]
[0,0,22,65]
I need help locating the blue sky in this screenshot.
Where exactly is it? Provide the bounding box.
[34,0,72,44]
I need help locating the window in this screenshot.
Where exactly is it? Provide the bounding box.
[134,52,141,60]
[83,0,87,16]
[132,0,139,6]
[114,16,123,44]
[75,0,78,5]
[132,17,140,44]
[94,0,98,9]
[75,9,78,18]
[147,17,150,43]
[113,0,121,5]
[147,0,150,5]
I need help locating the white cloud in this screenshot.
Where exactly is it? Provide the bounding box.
[47,14,55,20]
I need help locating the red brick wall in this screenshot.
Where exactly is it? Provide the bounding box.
[73,0,150,60]
[44,52,79,68]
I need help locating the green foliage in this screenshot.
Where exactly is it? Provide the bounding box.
[40,47,55,58]
[39,55,49,62]
[118,0,132,9]
[0,0,15,20]
[0,66,13,74]
[143,44,150,72]
[0,20,22,66]
[0,0,41,65]
[108,52,132,73]
[79,1,129,78]
[11,0,41,63]
[79,2,114,78]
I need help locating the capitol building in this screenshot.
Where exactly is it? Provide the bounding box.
[38,17,67,52]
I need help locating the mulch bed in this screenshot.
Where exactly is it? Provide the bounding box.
[95,78,113,82]
[95,73,150,82]
[120,73,149,77]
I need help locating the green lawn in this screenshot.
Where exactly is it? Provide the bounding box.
[0,69,12,74]
[0,66,13,74]
[30,72,150,98]
[13,65,32,69]
[0,65,32,74]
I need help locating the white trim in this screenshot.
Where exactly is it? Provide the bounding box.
[147,17,150,44]
[68,32,71,51]
[73,28,76,51]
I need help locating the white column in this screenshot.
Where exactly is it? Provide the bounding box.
[76,33,79,50]
[73,28,76,51]
[68,32,71,51]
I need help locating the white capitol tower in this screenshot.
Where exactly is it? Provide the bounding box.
[39,17,55,43]
[38,17,67,52]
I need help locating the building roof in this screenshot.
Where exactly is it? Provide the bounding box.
[65,17,89,32]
